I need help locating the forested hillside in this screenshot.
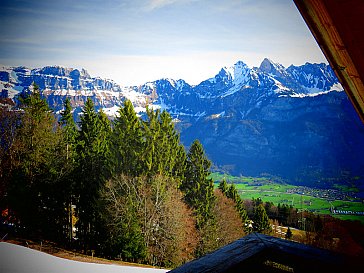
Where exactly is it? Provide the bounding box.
[1,84,364,267]
[0,84,257,268]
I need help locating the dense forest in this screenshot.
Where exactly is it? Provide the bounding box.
[0,84,257,267]
[1,84,364,268]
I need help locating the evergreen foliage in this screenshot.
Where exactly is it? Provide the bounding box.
[7,83,68,241]
[102,175,147,262]
[60,97,78,167]
[142,108,186,179]
[111,99,144,176]
[181,140,217,256]
[220,181,249,232]
[111,102,186,181]
[75,98,111,251]
[59,98,79,242]
[285,227,293,239]
[218,178,228,193]
[156,110,186,178]
[253,204,272,234]
[0,105,19,202]
[227,183,239,201]
[1,94,260,267]
[182,140,215,227]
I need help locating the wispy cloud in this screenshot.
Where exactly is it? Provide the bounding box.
[145,0,197,11]
[0,0,327,86]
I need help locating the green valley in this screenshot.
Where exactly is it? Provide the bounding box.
[210,173,364,224]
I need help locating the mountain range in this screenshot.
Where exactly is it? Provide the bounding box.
[1,58,364,188]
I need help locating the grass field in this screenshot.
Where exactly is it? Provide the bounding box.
[210,173,364,224]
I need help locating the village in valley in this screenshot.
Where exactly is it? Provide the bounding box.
[286,186,358,201]
[210,173,364,222]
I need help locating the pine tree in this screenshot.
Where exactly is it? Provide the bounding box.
[253,204,271,234]
[0,105,19,205]
[9,83,68,240]
[97,109,112,178]
[142,107,161,175]
[218,178,228,194]
[75,98,111,251]
[181,140,216,255]
[60,97,79,243]
[236,199,249,232]
[142,108,186,180]
[220,182,249,232]
[158,110,184,177]
[111,99,144,176]
[226,183,239,201]
[60,98,78,159]
[18,83,51,123]
[173,143,187,181]
[182,140,215,224]
[285,227,293,239]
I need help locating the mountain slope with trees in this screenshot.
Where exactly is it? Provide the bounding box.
[2,83,364,266]
[0,85,248,268]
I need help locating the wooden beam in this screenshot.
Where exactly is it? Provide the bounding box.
[293,0,364,122]
[169,233,359,273]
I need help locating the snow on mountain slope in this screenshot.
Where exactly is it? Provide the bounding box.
[0,65,128,115]
[128,59,344,122]
[220,61,251,97]
[286,62,341,94]
[0,66,25,98]
[0,59,343,119]
[258,58,290,78]
[0,242,167,273]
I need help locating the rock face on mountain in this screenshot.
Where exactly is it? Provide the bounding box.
[0,65,124,115]
[1,59,364,185]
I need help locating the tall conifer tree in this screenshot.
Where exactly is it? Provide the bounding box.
[111,100,144,176]
[60,98,78,159]
[9,83,67,240]
[220,181,249,232]
[218,179,228,194]
[76,98,111,251]
[158,110,186,179]
[182,140,216,256]
[182,140,215,223]
[142,107,161,175]
[60,97,78,243]
[253,204,271,234]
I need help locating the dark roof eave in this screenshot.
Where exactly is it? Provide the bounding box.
[293,0,364,123]
[169,233,359,273]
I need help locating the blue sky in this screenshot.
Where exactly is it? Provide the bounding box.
[0,0,327,86]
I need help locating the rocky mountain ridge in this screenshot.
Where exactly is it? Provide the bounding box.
[0,65,123,114]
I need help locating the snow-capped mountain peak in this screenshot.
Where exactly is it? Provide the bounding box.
[258,58,288,78]
[223,61,249,80]
[200,61,253,98]
[218,61,250,82]
[287,62,343,93]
